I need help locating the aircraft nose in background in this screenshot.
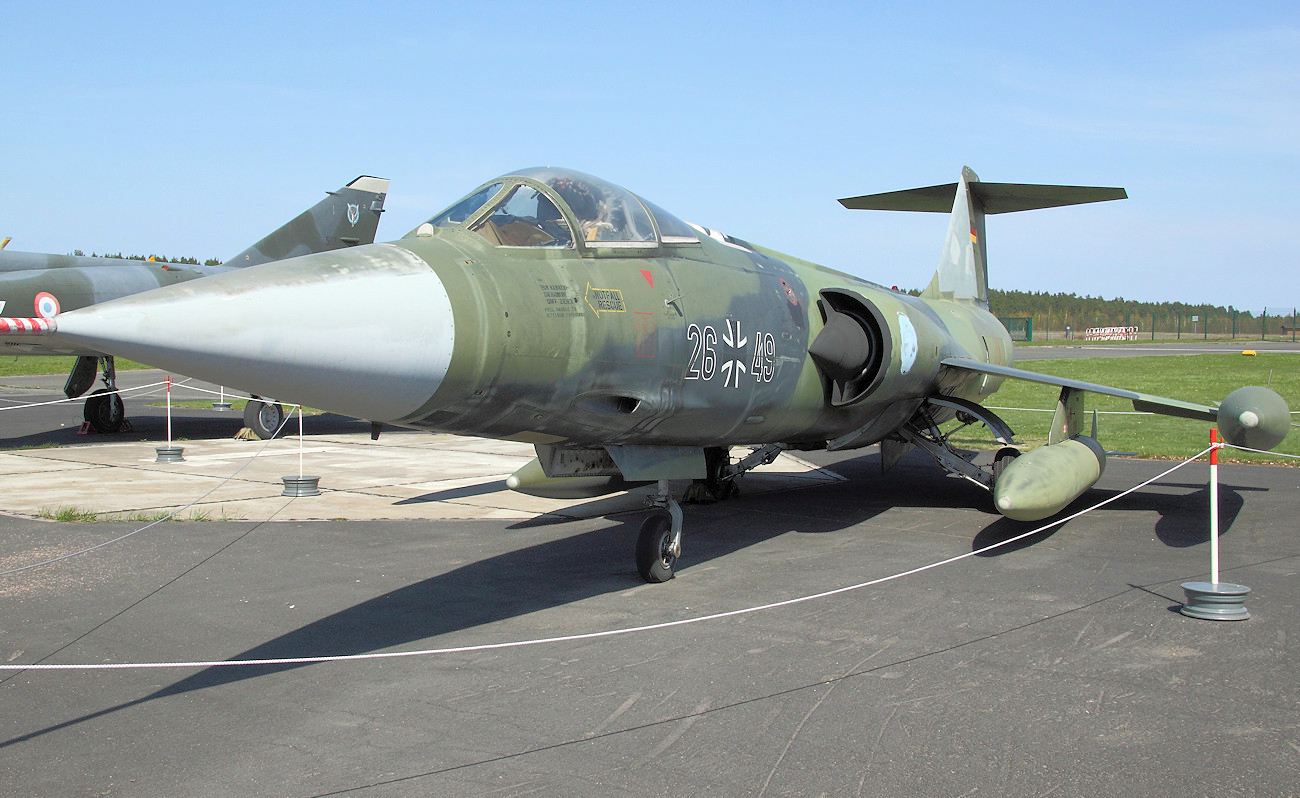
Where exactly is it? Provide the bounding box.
[50,244,456,423]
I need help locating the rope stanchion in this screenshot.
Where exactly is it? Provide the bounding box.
[0,448,1214,673]
[1210,430,1221,583]
[1180,428,1252,620]
[281,405,321,496]
[154,376,185,463]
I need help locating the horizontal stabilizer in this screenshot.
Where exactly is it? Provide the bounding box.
[839,182,1127,214]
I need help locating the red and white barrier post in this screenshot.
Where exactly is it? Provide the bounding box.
[1180,428,1249,620]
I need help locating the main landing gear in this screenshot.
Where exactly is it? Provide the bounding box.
[633,443,787,583]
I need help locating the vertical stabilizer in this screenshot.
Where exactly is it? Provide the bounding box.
[838,169,1126,308]
[925,166,987,305]
[226,175,389,267]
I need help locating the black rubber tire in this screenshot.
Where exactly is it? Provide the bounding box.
[992,446,1021,484]
[83,388,125,433]
[635,511,676,583]
[243,398,285,440]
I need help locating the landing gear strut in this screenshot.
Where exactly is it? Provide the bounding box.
[897,398,1018,492]
[633,444,788,583]
[636,480,683,582]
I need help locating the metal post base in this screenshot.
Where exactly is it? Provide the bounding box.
[282,475,321,497]
[211,401,233,411]
[1180,581,1251,621]
[154,446,185,463]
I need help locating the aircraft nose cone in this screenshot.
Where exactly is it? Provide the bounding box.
[52,244,455,422]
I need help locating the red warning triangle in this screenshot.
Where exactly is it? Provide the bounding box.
[640,269,654,288]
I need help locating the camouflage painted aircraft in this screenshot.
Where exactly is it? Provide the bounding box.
[2,167,1289,582]
[0,175,388,433]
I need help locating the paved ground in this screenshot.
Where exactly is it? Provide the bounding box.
[1,360,1297,796]
[0,409,1296,794]
[1015,339,1300,360]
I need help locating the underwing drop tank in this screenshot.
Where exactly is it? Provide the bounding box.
[992,436,1106,522]
[506,458,647,499]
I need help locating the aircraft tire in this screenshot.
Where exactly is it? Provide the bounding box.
[84,389,125,434]
[992,446,1020,484]
[636,512,676,583]
[243,398,285,440]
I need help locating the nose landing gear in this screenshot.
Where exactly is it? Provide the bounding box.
[73,356,130,434]
[632,444,787,583]
[636,480,683,583]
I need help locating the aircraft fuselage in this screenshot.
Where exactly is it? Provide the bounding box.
[391,227,1012,451]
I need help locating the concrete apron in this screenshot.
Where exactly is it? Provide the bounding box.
[0,432,845,522]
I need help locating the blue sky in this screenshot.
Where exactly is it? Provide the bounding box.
[3,1,1296,311]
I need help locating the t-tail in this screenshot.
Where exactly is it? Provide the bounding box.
[838,167,1127,308]
[226,175,389,267]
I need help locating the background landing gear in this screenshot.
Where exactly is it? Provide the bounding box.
[242,397,286,439]
[83,388,125,433]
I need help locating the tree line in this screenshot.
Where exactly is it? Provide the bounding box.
[984,289,1261,325]
[71,250,223,266]
[902,288,1296,339]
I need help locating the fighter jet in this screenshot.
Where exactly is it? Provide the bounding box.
[2,167,1288,582]
[0,175,388,433]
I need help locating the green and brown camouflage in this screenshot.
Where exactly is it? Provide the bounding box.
[11,166,1289,581]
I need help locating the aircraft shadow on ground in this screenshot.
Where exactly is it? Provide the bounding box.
[2,451,986,747]
[1,450,1245,748]
[395,480,510,503]
[970,477,1261,555]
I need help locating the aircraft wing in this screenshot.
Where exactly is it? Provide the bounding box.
[940,357,1218,422]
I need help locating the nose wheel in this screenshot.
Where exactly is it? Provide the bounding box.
[242,397,286,439]
[636,512,676,582]
[636,480,684,582]
[80,357,129,434]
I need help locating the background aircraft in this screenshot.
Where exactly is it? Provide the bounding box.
[4,167,1288,582]
[0,176,388,433]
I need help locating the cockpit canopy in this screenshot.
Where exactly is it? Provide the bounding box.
[410,167,699,250]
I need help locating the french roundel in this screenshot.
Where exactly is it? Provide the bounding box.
[34,292,61,319]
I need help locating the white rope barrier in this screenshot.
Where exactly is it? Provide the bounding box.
[0,377,294,408]
[0,448,1214,672]
[0,379,177,411]
[1222,443,1300,459]
[985,406,1154,415]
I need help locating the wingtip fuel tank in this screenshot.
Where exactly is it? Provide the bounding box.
[1217,386,1290,451]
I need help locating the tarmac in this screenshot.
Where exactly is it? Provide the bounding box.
[1,362,1298,796]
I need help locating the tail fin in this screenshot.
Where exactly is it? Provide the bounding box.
[226,175,389,267]
[838,167,1126,308]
